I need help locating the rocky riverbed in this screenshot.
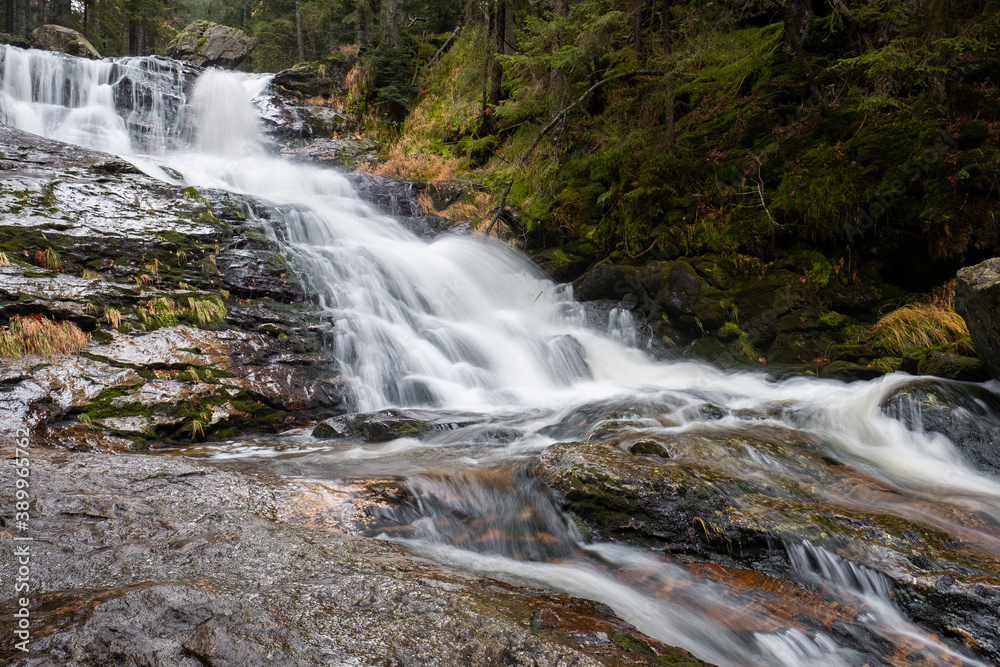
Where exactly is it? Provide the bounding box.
[0,117,710,666]
[3,58,1000,666]
[0,447,705,666]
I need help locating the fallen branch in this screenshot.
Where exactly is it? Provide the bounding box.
[484,70,662,239]
[414,25,461,82]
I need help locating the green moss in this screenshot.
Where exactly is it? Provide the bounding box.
[613,632,656,658]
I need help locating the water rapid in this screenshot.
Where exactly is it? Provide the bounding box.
[3,44,999,666]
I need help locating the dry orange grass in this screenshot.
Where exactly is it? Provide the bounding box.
[0,314,89,359]
[868,292,969,355]
[357,144,458,184]
[416,190,491,222]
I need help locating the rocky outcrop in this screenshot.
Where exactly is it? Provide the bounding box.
[0,447,706,667]
[0,124,349,446]
[954,257,1000,379]
[28,24,101,59]
[166,21,257,69]
[272,51,357,100]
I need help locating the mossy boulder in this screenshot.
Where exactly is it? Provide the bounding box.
[166,21,257,69]
[900,346,988,382]
[29,25,100,59]
[954,258,1000,379]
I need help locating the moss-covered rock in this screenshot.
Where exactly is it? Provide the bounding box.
[166,21,257,69]
[29,25,100,59]
[272,51,358,101]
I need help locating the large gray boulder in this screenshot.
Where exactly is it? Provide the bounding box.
[954,257,1000,379]
[166,21,257,69]
[29,24,101,59]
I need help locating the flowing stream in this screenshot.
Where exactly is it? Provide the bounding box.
[3,45,1000,666]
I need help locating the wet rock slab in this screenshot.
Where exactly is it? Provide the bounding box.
[0,448,708,666]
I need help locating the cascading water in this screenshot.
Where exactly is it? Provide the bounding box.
[3,43,1000,666]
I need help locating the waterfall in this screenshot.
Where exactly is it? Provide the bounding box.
[0,45,192,153]
[3,41,1000,500]
[787,541,891,598]
[3,44,999,667]
[608,306,637,347]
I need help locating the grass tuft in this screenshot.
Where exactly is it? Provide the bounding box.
[869,297,969,355]
[0,315,89,359]
[34,248,62,271]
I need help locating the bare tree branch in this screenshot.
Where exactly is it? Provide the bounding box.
[484,70,662,239]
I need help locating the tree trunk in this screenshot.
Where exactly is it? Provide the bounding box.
[663,3,673,147]
[487,0,505,108]
[782,0,826,107]
[6,0,15,35]
[549,0,569,111]
[633,0,644,53]
[379,0,400,49]
[295,0,305,62]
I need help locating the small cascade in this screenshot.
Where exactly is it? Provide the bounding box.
[608,306,638,347]
[787,541,891,598]
[0,44,192,153]
[370,466,583,561]
[192,69,267,156]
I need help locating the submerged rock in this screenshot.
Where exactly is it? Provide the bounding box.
[166,21,257,69]
[954,257,1000,379]
[29,24,100,59]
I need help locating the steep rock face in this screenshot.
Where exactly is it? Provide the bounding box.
[29,24,101,59]
[954,257,1000,379]
[166,21,257,69]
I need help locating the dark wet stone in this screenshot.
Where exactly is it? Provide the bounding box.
[629,439,671,458]
[314,409,428,442]
[881,379,1000,477]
